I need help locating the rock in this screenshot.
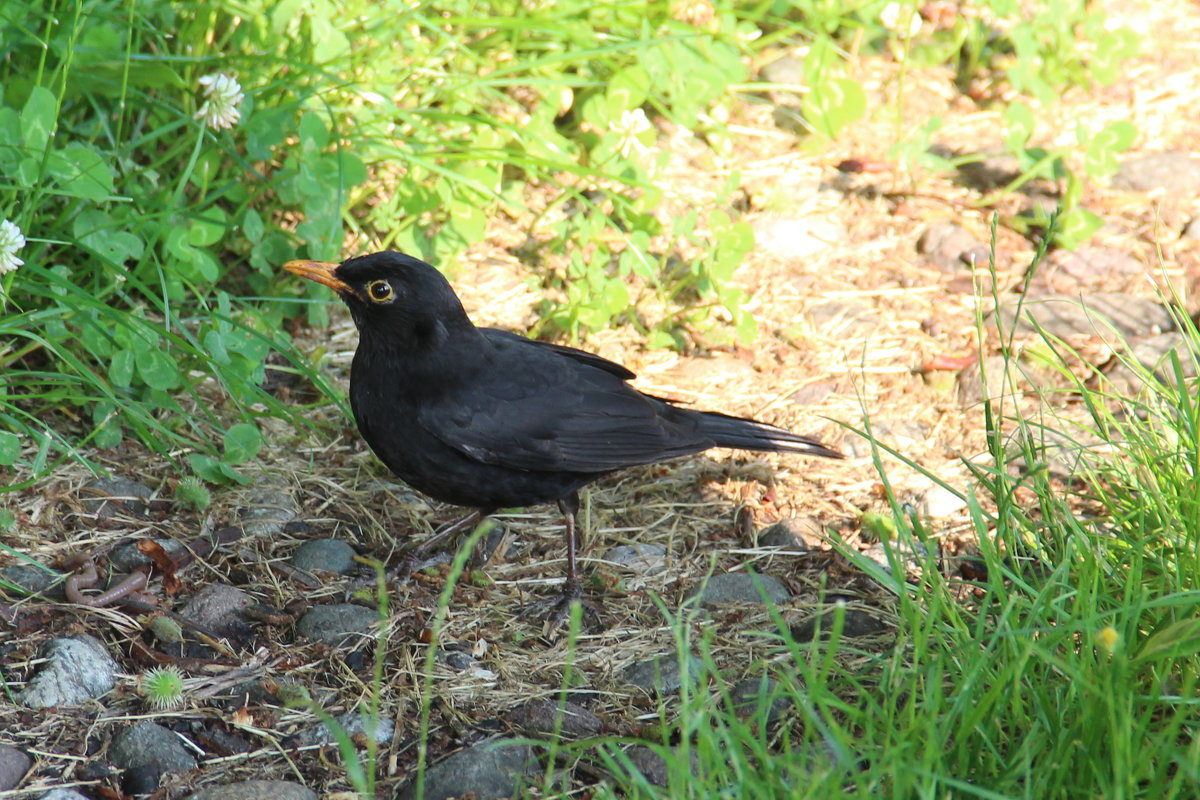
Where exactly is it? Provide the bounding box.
[787,380,837,406]
[622,744,698,787]
[686,572,790,607]
[956,355,1025,409]
[757,517,825,550]
[303,711,395,746]
[956,150,1022,190]
[622,654,704,696]
[178,583,254,642]
[917,222,989,273]
[791,608,888,641]
[989,293,1174,342]
[602,543,667,574]
[39,790,92,800]
[109,721,197,775]
[109,538,185,573]
[725,676,793,724]
[296,603,378,646]
[239,486,300,537]
[804,300,879,339]
[759,56,805,87]
[19,634,117,708]
[862,537,929,578]
[290,539,357,575]
[919,484,967,517]
[1040,246,1143,294]
[1112,152,1200,194]
[754,215,847,260]
[1,563,64,598]
[1099,332,1197,395]
[840,420,931,459]
[772,104,807,136]
[81,476,154,520]
[0,744,31,791]
[393,739,537,800]
[187,781,317,800]
[508,698,603,740]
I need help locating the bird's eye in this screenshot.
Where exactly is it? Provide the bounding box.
[366,280,394,303]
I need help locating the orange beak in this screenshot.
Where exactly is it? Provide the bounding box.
[283,260,350,293]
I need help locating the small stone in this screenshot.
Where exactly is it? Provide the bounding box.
[178,583,254,642]
[290,539,357,575]
[109,721,197,775]
[1099,332,1197,395]
[989,293,1174,343]
[919,484,967,518]
[686,572,790,607]
[109,538,185,573]
[840,420,931,459]
[0,744,31,791]
[791,608,888,642]
[787,381,836,406]
[304,711,395,746]
[602,544,667,574]
[1038,246,1143,295]
[0,563,64,598]
[81,477,153,520]
[725,676,793,724]
[757,517,825,550]
[804,301,880,339]
[508,698,603,740]
[393,739,537,800]
[622,654,704,696]
[239,486,300,537]
[39,790,92,800]
[19,634,117,708]
[759,56,805,87]
[296,603,378,646]
[1112,152,1200,194]
[917,222,988,273]
[187,781,317,800]
[862,537,929,578]
[956,150,1022,190]
[623,744,698,787]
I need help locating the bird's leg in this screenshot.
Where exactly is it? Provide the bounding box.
[348,508,494,597]
[520,492,602,632]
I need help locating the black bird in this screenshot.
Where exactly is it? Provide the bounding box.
[285,251,840,624]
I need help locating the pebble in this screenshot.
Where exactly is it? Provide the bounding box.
[508,697,603,740]
[239,486,300,537]
[790,608,888,642]
[109,538,185,573]
[862,537,929,579]
[0,744,30,791]
[187,781,317,800]
[724,676,793,724]
[757,517,825,550]
[840,420,931,459]
[804,300,879,339]
[290,539,357,575]
[1112,152,1200,194]
[295,603,378,646]
[919,484,968,517]
[1040,246,1143,294]
[622,654,704,696]
[0,563,64,598]
[602,543,667,574]
[38,790,92,800]
[759,56,805,87]
[304,711,395,746]
[1100,332,1196,395]
[685,572,790,608]
[19,634,117,708]
[179,583,254,642]
[917,222,989,273]
[393,739,537,800]
[108,721,197,776]
[955,149,1022,190]
[81,476,154,519]
[989,293,1173,342]
[622,744,698,787]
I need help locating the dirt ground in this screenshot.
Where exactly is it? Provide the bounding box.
[4,0,1200,795]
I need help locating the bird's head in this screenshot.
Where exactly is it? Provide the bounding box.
[284,251,473,349]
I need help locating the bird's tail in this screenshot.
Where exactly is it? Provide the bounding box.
[696,410,842,460]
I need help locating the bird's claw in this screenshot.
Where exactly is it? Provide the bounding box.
[519,582,603,634]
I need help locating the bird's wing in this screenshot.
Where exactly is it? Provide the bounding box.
[419,339,707,474]
[481,328,637,380]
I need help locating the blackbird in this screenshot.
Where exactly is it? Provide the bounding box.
[285,250,840,624]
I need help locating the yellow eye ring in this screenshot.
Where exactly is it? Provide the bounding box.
[367,280,394,303]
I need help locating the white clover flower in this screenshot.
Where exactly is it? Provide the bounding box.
[612,108,653,159]
[195,72,245,131]
[0,219,25,275]
[880,2,922,37]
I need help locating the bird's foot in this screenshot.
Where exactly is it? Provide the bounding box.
[519,581,603,634]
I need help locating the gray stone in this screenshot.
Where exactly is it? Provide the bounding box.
[918,222,989,273]
[1100,332,1197,395]
[956,150,1022,190]
[1,563,63,598]
[81,477,153,519]
[0,744,30,791]
[1041,246,1143,294]
[508,698,603,740]
[804,300,878,339]
[919,484,968,517]
[1112,152,1200,194]
[393,739,537,800]
[296,603,378,645]
[686,572,790,608]
[760,56,805,87]
[19,634,117,708]
[109,538,185,572]
[622,744,698,787]
[622,654,704,696]
[725,676,793,724]
[239,486,300,537]
[602,544,667,574]
[304,710,395,746]
[39,790,92,800]
[187,782,317,800]
[758,517,825,550]
[791,608,888,641]
[178,583,253,641]
[990,293,1174,342]
[291,539,357,575]
[862,537,929,578]
[108,721,197,775]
